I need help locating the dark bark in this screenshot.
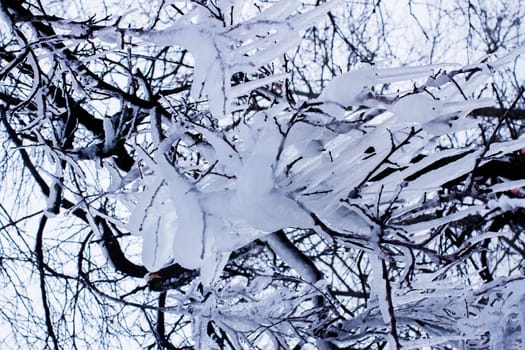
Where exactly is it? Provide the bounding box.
[35,216,60,350]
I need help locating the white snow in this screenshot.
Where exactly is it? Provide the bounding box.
[319,64,445,117]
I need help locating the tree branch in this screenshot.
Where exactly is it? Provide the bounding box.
[35,215,59,350]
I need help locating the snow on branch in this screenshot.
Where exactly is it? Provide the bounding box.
[114,1,525,342]
[138,0,342,120]
[4,0,525,348]
[112,0,525,331]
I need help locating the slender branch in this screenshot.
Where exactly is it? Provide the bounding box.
[0,106,50,196]
[380,259,400,350]
[35,215,59,350]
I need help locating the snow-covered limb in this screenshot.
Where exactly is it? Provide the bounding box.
[319,64,447,117]
[264,230,322,284]
[139,0,338,120]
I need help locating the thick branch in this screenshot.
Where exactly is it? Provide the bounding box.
[471,107,525,120]
[97,220,148,278]
[264,230,322,284]
[155,292,177,349]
